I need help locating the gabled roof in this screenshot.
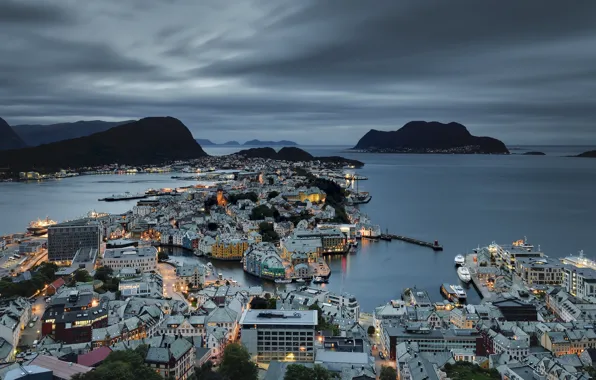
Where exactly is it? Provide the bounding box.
[77,346,112,367]
[50,278,66,289]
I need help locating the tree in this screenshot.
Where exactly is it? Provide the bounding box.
[218,343,258,380]
[72,348,162,380]
[284,364,331,380]
[74,269,93,283]
[207,222,218,231]
[267,191,279,200]
[93,266,113,282]
[379,366,397,380]
[367,326,376,335]
[192,361,224,380]
[267,177,274,185]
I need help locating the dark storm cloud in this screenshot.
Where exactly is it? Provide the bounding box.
[2,0,596,144]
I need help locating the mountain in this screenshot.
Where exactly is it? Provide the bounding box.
[13,120,132,146]
[223,141,240,145]
[243,139,298,146]
[195,139,216,146]
[577,150,596,158]
[234,147,363,167]
[0,117,207,173]
[353,121,509,154]
[0,117,27,151]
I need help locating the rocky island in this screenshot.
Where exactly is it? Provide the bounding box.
[522,151,546,156]
[0,116,207,174]
[234,147,363,167]
[243,139,298,146]
[0,117,27,151]
[577,150,596,158]
[353,121,509,154]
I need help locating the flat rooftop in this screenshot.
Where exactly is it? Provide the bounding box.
[240,310,317,326]
[104,246,157,259]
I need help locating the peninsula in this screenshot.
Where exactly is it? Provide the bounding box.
[0,116,207,174]
[0,117,27,151]
[353,121,509,154]
[235,147,363,167]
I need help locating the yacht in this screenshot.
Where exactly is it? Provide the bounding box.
[313,276,329,284]
[454,255,465,266]
[457,266,472,283]
[512,236,534,251]
[275,278,292,284]
[295,278,306,283]
[452,285,467,302]
[560,250,596,270]
[441,283,467,303]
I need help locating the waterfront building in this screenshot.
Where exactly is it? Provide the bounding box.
[198,235,216,256]
[48,220,101,263]
[102,246,158,272]
[281,237,322,261]
[211,237,252,261]
[176,264,206,291]
[145,335,195,380]
[515,257,564,286]
[243,242,287,280]
[562,265,596,300]
[488,242,544,270]
[293,228,347,254]
[240,310,317,363]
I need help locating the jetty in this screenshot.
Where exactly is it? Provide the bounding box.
[380,232,443,251]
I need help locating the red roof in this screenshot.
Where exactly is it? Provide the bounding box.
[50,277,65,289]
[77,346,112,367]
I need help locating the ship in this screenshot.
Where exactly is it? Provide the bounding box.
[561,250,596,270]
[440,283,467,303]
[99,192,147,202]
[27,217,57,235]
[457,266,472,283]
[454,254,465,266]
[512,236,534,251]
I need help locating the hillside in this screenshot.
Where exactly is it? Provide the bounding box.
[353,121,509,154]
[234,147,363,167]
[0,117,27,151]
[0,117,207,173]
[243,139,298,146]
[13,120,132,146]
[577,150,596,158]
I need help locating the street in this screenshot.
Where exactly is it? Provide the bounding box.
[157,262,186,303]
[20,295,47,347]
[359,312,396,376]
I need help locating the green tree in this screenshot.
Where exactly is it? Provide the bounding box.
[192,361,223,380]
[218,343,258,380]
[93,266,113,282]
[267,191,279,200]
[72,349,162,380]
[367,326,375,335]
[74,270,93,283]
[379,366,397,380]
[284,364,331,380]
[207,222,218,231]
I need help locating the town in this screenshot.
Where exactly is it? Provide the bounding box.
[1,153,595,380]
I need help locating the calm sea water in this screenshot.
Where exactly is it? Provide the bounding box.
[1,145,596,310]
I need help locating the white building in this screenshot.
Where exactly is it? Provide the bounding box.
[240,309,317,363]
[118,272,163,298]
[199,236,216,256]
[102,246,158,272]
[0,298,31,356]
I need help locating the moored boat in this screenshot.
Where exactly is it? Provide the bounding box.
[457,266,472,283]
[312,276,329,284]
[27,217,57,235]
[275,278,292,284]
[454,254,465,266]
[440,283,467,304]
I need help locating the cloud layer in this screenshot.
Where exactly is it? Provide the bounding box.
[2,0,596,144]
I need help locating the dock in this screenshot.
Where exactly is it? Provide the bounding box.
[380,233,443,251]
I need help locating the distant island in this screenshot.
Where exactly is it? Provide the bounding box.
[13,120,132,146]
[0,117,207,174]
[522,151,546,156]
[577,150,596,158]
[194,139,295,146]
[243,139,297,146]
[234,147,363,167]
[0,117,27,151]
[353,121,509,154]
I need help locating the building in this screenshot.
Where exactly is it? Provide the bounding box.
[0,298,31,355]
[48,221,101,263]
[563,265,596,300]
[211,238,251,261]
[292,229,347,254]
[71,247,99,273]
[19,241,43,255]
[240,310,317,364]
[198,236,216,256]
[243,242,286,280]
[450,307,480,329]
[41,290,107,344]
[493,299,538,321]
[176,265,206,291]
[284,187,326,203]
[102,246,158,272]
[145,335,195,380]
[118,272,163,298]
[24,355,93,379]
[515,257,564,286]
[326,292,360,320]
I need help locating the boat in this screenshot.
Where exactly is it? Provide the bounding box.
[561,250,596,270]
[512,236,534,251]
[457,266,472,283]
[27,217,57,235]
[312,276,329,284]
[99,192,147,202]
[454,255,465,266]
[440,283,467,303]
[295,279,306,283]
[275,278,292,284]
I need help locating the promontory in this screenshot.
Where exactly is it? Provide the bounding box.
[353,121,509,154]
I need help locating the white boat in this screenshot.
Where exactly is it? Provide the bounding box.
[312,276,328,284]
[512,236,534,251]
[452,285,467,301]
[275,278,292,284]
[295,279,306,283]
[457,266,472,283]
[454,255,465,266]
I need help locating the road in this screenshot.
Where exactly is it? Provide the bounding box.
[359,312,396,376]
[0,240,47,278]
[20,296,47,347]
[158,262,186,303]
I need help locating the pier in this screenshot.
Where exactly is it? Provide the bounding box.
[380,232,443,251]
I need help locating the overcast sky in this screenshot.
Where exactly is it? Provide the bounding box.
[2,0,596,145]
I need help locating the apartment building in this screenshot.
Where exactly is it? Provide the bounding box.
[515,257,564,286]
[48,221,101,263]
[240,310,317,364]
[145,335,195,380]
[102,246,158,272]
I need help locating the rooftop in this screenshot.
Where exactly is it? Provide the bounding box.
[28,355,92,380]
[103,246,157,259]
[240,310,317,326]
